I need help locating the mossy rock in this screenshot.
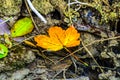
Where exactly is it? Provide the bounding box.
[0,46,36,72]
[0,0,22,16]
[32,0,54,15]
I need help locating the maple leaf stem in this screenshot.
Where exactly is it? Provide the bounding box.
[63,47,88,66]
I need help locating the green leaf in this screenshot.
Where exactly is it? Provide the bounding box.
[0,44,8,59]
[11,17,34,37]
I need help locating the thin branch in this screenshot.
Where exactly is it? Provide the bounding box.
[57,36,120,63]
[57,47,88,66]
[63,69,67,79]
[73,36,120,54]
[25,0,40,33]
[68,1,88,5]
[68,0,91,6]
[81,41,104,73]
[52,70,63,79]
[71,57,77,73]
[0,17,13,25]
[26,0,47,24]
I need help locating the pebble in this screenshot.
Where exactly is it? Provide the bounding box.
[9,68,30,80]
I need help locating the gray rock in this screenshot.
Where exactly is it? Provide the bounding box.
[9,68,30,80]
[99,70,116,79]
[0,73,7,80]
[32,68,46,74]
[0,47,36,72]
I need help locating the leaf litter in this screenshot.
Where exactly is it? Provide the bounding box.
[0,0,120,80]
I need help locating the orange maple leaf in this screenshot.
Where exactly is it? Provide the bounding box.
[34,26,80,51]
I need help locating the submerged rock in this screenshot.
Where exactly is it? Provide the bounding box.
[9,68,30,80]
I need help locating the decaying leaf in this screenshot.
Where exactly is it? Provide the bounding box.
[11,17,34,37]
[24,40,36,47]
[34,26,80,51]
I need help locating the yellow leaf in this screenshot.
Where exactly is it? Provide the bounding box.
[64,25,80,47]
[24,40,36,47]
[34,26,80,51]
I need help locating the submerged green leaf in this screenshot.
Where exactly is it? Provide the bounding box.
[11,17,34,37]
[0,44,8,58]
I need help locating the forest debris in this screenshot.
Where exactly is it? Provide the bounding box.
[32,0,53,15]
[28,0,47,23]
[99,70,116,79]
[0,0,22,16]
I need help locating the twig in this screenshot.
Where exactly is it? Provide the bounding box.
[11,35,35,47]
[81,41,104,73]
[0,17,13,25]
[57,47,88,66]
[52,69,67,79]
[37,50,56,64]
[57,36,120,63]
[25,0,40,33]
[68,1,88,5]
[73,36,120,54]
[63,69,67,79]
[71,57,77,73]
[68,0,91,6]
[26,0,47,24]
[52,70,63,79]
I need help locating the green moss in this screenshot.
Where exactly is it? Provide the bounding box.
[64,8,80,25]
[76,0,120,23]
[89,0,120,23]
